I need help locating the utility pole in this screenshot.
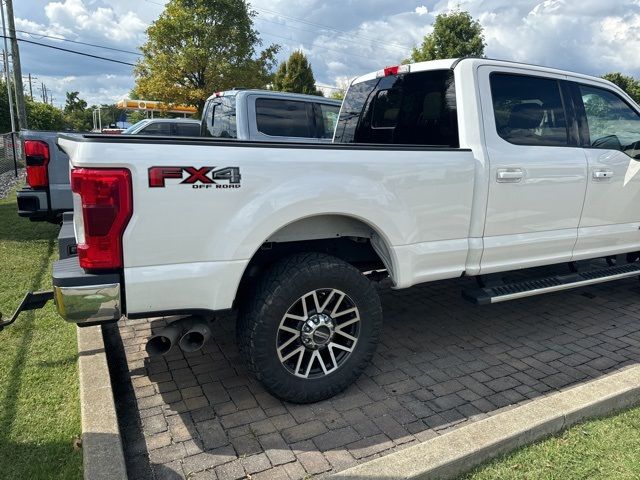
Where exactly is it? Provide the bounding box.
[0,6,14,134]
[4,0,26,129]
[23,73,34,100]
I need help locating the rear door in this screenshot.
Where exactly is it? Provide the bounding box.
[571,81,640,260]
[478,67,588,273]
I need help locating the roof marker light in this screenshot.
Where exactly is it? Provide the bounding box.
[377,64,411,78]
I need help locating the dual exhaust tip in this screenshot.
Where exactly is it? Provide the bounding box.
[146,316,212,356]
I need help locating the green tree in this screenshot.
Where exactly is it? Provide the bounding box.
[272,50,323,96]
[0,80,12,132]
[409,10,485,63]
[64,91,87,113]
[602,72,640,104]
[26,99,65,130]
[134,0,279,113]
[0,80,65,131]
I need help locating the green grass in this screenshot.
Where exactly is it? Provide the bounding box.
[463,405,640,480]
[0,189,82,480]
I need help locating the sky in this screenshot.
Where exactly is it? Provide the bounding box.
[12,0,640,108]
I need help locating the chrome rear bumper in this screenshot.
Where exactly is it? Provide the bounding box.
[54,283,121,324]
[52,256,122,326]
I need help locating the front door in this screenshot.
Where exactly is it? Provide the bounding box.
[571,81,640,260]
[478,67,588,274]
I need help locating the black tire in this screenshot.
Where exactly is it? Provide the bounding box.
[237,252,383,403]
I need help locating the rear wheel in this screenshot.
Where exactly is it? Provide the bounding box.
[237,252,382,403]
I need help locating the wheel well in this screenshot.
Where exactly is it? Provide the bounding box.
[234,215,393,308]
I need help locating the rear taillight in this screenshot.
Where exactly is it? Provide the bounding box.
[71,168,132,270]
[25,140,50,188]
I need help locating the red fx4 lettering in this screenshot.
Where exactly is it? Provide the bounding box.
[148,166,241,188]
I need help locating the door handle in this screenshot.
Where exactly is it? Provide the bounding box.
[593,170,613,179]
[496,168,523,183]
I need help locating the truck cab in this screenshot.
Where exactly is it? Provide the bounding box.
[201,89,341,143]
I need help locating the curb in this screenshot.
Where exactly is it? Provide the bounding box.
[331,365,640,480]
[77,325,128,480]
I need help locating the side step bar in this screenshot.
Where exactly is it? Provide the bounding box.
[463,263,640,305]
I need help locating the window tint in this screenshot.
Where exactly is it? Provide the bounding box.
[256,98,313,137]
[490,74,568,146]
[317,103,340,138]
[579,85,640,157]
[175,122,200,136]
[140,122,171,136]
[334,70,459,146]
[203,96,237,138]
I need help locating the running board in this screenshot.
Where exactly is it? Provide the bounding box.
[463,263,640,305]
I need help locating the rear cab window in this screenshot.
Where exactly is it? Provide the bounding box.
[174,122,200,136]
[202,96,237,138]
[334,69,459,146]
[139,122,172,136]
[316,103,340,139]
[255,98,314,138]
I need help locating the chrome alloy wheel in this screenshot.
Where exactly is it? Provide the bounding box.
[276,288,360,379]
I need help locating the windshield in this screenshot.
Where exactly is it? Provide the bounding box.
[122,120,150,135]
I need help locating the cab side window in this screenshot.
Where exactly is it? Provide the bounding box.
[256,99,313,138]
[579,85,640,158]
[140,122,171,136]
[175,122,200,136]
[490,74,568,146]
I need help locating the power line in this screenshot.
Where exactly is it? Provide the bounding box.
[16,29,142,56]
[10,37,136,66]
[252,6,412,51]
[254,16,407,56]
[260,30,377,62]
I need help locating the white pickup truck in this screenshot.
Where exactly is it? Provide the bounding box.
[47,58,640,403]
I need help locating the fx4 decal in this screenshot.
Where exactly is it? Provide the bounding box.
[148,166,241,189]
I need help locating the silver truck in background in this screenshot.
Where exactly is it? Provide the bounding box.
[17,130,73,222]
[201,90,341,142]
[17,90,341,223]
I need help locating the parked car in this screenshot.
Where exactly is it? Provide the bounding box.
[33,58,640,403]
[201,89,341,142]
[17,92,341,223]
[122,118,201,136]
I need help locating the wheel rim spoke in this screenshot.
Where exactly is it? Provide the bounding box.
[318,289,337,313]
[334,330,357,342]
[336,316,360,330]
[277,287,361,379]
[280,345,304,362]
[333,306,357,318]
[330,342,354,353]
[279,325,300,335]
[331,292,346,315]
[278,333,300,354]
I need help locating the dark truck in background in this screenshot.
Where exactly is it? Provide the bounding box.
[17,90,341,223]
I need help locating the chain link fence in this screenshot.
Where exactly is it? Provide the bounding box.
[0,132,22,176]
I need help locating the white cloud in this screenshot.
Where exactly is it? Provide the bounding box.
[415,6,429,16]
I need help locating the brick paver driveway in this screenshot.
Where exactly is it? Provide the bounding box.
[105,275,640,480]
